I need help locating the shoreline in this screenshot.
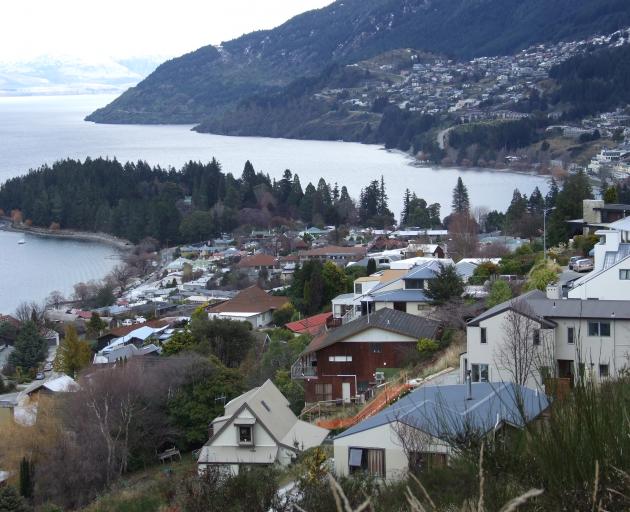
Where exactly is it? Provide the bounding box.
[0,220,132,251]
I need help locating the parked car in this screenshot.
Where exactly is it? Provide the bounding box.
[574,258,594,273]
[134,316,147,324]
[35,372,45,380]
[43,362,53,372]
[568,256,582,270]
[121,319,133,327]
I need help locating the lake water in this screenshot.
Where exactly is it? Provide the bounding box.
[0,230,120,314]
[0,94,551,313]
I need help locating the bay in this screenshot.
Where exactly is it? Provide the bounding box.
[0,94,550,313]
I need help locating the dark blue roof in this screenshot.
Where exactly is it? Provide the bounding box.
[335,383,549,440]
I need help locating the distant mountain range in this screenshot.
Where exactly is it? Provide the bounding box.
[0,56,163,96]
[86,0,630,127]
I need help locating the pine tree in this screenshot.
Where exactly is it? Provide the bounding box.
[425,264,464,304]
[0,486,29,512]
[8,321,47,372]
[451,177,470,214]
[366,258,377,275]
[401,189,411,225]
[545,178,559,208]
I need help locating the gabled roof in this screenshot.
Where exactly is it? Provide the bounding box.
[335,382,549,440]
[208,285,288,314]
[203,380,328,458]
[24,374,79,395]
[237,254,277,268]
[285,312,332,336]
[303,308,440,354]
[468,290,630,326]
[370,289,430,303]
[403,260,446,280]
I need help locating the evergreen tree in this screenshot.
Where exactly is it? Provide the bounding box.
[401,189,411,225]
[425,264,464,304]
[86,312,107,338]
[366,258,377,275]
[19,457,33,499]
[545,178,559,208]
[547,171,593,245]
[528,186,545,215]
[0,486,29,512]
[451,177,470,214]
[8,321,47,372]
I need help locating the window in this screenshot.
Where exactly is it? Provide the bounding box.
[471,363,489,382]
[329,355,352,362]
[405,279,424,290]
[533,329,541,346]
[315,383,332,402]
[409,452,448,472]
[480,327,487,344]
[371,343,382,354]
[349,448,385,478]
[567,327,575,344]
[620,269,630,280]
[237,425,253,445]
[599,364,610,378]
[588,321,611,337]
[354,283,363,294]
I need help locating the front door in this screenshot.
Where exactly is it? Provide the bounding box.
[342,382,351,403]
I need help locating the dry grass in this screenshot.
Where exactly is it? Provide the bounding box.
[418,336,466,380]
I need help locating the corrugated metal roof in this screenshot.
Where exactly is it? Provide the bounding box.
[371,289,430,303]
[303,308,440,354]
[335,382,549,440]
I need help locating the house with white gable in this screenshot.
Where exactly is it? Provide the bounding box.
[333,382,548,481]
[462,290,630,390]
[568,216,630,300]
[197,380,329,475]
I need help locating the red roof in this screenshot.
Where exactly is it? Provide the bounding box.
[285,312,333,335]
[0,315,20,329]
[237,254,277,268]
[208,285,288,314]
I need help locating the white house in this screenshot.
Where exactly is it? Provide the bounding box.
[569,218,630,300]
[197,380,329,475]
[206,285,289,328]
[463,290,630,389]
[333,382,548,481]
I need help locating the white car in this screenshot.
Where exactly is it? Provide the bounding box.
[134,316,147,324]
[121,319,133,327]
[574,258,594,273]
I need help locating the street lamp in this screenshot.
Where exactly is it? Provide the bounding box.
[543,206,556,260]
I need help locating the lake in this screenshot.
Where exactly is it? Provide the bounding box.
[0,94,551,313]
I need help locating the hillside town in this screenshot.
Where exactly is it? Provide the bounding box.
[1,184,629,509]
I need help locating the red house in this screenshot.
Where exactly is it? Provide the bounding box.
[291,308,440,404]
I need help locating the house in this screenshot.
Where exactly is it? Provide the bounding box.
[291,308,441,404]
[14,374,79,426]
[333,382,548,481]
[332,260,452,323]
[285,312,333,336]
[207,285,289,328]
[568,217,630,300]
[96,320,170,351]
[405,244,445,259]
[463,290,630,389]
[197,380,329,475]
[455,258,502,283]
[299,245,367,267]
[237,254,279,277]
[94,324,169,363]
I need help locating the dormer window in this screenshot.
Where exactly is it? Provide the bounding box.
[237,425,253,445]
[355,283,363,294]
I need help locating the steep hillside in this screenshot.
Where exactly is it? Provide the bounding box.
[87,0,630,124]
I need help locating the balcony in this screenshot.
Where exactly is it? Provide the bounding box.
[291,356,317,379]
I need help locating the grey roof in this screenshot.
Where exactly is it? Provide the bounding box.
[371,289,430,303]
[335,382,549,440]
[594,203,630,212]
[468,289,630,326]
[403,260,443,280]
[303,308,440,354]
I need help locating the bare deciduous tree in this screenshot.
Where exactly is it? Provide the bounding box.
[45,290,66,309]
[107,264,137,296]
[14,301,45,325]
[495,300,547,388]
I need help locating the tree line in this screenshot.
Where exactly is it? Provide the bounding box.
[0,158,399,243]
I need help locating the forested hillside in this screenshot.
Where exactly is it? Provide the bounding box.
[87,0,630,125]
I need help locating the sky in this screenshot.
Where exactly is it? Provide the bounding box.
[0,0,334,62]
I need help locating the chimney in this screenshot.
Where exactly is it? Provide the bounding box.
[546,284,561,300]
[466,370,473,400]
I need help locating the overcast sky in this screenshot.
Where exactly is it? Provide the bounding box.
[0,0,334,61]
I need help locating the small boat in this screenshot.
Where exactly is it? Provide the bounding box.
[18,239,25,245]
